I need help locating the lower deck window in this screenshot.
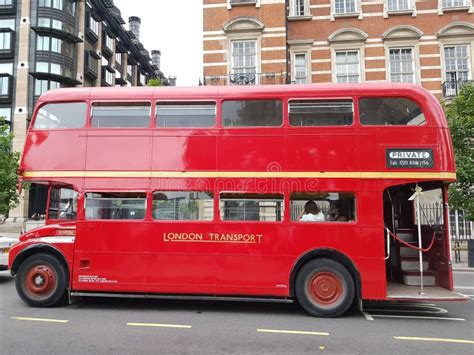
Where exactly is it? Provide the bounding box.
[153,192,214,221]
[85,192,146,220]
[220,194,284,222]
[48,187,78,220]
[291,192,356,222]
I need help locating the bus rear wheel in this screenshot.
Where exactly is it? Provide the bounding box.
[15,253,68,307]
[296,258,355,317]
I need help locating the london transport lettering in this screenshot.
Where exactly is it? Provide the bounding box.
[163,232,263,244]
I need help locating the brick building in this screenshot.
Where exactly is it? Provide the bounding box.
[1,0,168,219]
[202,0,473,99]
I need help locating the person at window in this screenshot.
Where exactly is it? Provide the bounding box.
[299,200,325,222]
[327,202,348,222]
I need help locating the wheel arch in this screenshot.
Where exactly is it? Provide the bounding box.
[289,248,362,300]
[11,244,70,282]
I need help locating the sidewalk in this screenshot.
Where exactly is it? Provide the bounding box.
[452,250,473,271]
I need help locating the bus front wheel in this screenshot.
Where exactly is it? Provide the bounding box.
[295,258,355,317]
[15,253,68,307]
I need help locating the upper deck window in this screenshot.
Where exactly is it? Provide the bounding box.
[289,100,353,126]
[34,102,87,129]
[359,98,426,126]
[91,103,151,128]
[222,100,283,127]
[156,102,216,128]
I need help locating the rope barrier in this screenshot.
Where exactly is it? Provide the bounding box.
[386,228,437,253]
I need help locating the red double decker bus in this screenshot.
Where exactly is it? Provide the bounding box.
[9,83,466,317]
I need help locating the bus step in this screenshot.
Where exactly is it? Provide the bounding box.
[402,271,436,286]
[400,246,421,257]
[400,258,429,271]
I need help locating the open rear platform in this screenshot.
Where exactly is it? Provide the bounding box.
[386,282,468,301]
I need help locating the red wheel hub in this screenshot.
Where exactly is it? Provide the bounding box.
[308,271,343,305]
[25,265,57,297]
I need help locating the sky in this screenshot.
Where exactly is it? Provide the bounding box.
[113,0,203,86]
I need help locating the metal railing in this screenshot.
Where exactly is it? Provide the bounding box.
[203,71,287,86]
[230,0,257,4]
[442,80,473,98]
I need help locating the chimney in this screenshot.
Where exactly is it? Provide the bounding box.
[151,50,161,70]
[129,16,141,40]
[168,76,177,86]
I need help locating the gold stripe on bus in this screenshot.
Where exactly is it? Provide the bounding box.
[23,171,457,180]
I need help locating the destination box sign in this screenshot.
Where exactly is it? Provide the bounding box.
[386,148,434,169]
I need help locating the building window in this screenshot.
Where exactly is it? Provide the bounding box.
[292,0,307,16]
[0,75,10,95]
[387,0,411,11]
[127,64,133,76]
[442,0,466,7]
[105,34,113,50]
[89,16,99,36]
[35,79,60,97]
[0,62,12,74]
[0,19,15,30]
[35,61,73,78]
[294,53,308,84]
[231,40,257,77]
[115,53,121,66]
[0,32,11,51]
[39,0,76,16]
[335,50,360,83]
[389,48,415,83]
[444,45,470,83]
[334,0,357,14]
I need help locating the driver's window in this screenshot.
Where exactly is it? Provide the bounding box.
[48,187,78,220]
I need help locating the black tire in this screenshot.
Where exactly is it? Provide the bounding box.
[15,253,68,307]
[295,258,355,317]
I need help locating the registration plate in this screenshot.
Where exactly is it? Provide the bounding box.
[2,248,10,254]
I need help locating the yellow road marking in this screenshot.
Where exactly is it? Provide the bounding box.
[127,322,192,329]
[11,317,69,323]
[257,329,329,336]
[394,336,474,345]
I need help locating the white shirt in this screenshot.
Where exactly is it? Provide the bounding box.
[300,212,325,222]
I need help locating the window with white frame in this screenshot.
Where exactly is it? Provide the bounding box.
[0,31,11,50]
[444,45,470,83]
[232,40,257,75]
[335,51,360,83]
[89,16,99,36]
[292,0,306,16]
[389,48,415,83]
[442,0,466,7]
[387,0,411,11]
[294,53,308,84]
[334,0,357,14]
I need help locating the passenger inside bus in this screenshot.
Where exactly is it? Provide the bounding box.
[299,201,326,222]
[327,202,348,222]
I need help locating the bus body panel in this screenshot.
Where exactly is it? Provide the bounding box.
[12,84,457,306]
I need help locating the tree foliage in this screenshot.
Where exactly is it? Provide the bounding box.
[446,84,474,219]
[0,124,20,216]
[147,78,164,86]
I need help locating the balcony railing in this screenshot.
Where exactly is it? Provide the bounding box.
[203,71,287,86]
[230,0,257,5]
[442,80,473,98]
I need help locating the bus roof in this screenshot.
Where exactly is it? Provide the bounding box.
[37,83,437,105]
